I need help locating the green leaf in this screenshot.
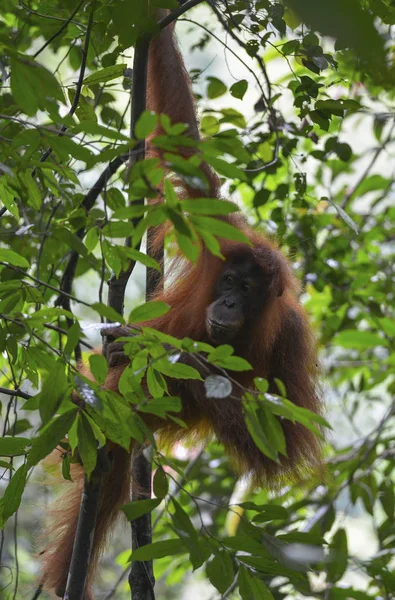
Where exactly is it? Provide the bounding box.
[333,330,386,349]
[155,359,201,380]
[171,498,206,570]
[379,317,395,337]
[164,179,178,207]
[5,419,32,436]
[243,400,285,462]
[315,99,360,115]
[281,39,300,55]
[147,366,166,397]
[124,248,161,271]
[84,63,127,85]
[129,301,170,323]
[0,249,29,268]
[3,464,28,522]
[207,76,227,99]
[175,231,200,262]
[252,505,289,522]
[207,550,234,594]
[129,538,186,561]
[380,481,395,518]
[135,110,158,140]
[89,354,108,387]
[0,437,30,457]
[220,108,246,129]
[54,227,88,258]
[204,156,247,181]
[190,216,250,245]
[138,395,181,418]
[201,116,219,135]
[288,0,386,80]
[27,409,78,467]
[230,79,248,100]
[121,498,161,521]
[238,565,275,600]
[357,174,389,195]
[257,142,273,163]
[91,302,125,324]
[211,355,252,371]
[77,414,98,478]
[326,198,358,234]
[62,455,72,481]
[102,221,132,238]
[38,361,68,424]
[11,56,64,115]
[64,322,82,355]
[182,198,238,216]
[327,528,348,582]
[20,172,42,209]
[153,466,169,499]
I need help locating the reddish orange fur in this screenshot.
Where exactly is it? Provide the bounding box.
[40,20,322,599]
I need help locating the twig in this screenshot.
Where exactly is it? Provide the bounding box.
[208,0,272,103]
[206,1,281,173]
[19,1,85,28]
[0,387,31,400]
[341,121,395,208]
[32,0,84,58]
[102,568,129,600]
[158,0,206,29]
[0,263,91,307]
[179,18,266,98]
[33,7,94,174]
[29,584,43,600]
[44,323,93,349]
[54,154,127,309]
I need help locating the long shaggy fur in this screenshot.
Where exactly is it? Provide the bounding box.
[40,19,322,599]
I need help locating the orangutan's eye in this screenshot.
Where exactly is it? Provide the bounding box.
[224,275,233,286]
[242,283,251,294]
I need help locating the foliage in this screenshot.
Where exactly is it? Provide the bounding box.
[0,0,394,599]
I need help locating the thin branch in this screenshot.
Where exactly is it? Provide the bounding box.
[179,18,266,98]
[32,0,84,58]
[54,154,127,309]
[0,263,91,307]
[206,0,282,173]
[44,323,93,349]
[158,0,207,29]
[19,1,85,28]
[33,7,94,172]
[0,387,31,400]
[208,0,272,103]
[341,121,395,208]
[102,568,129,600]
[29,584,43,600]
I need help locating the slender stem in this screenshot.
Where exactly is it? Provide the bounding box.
[123,34,157,600]
[32,0,84,58]
[32,7,94,176]
[158,0,206,29]
[0,387,31,400]
[63,472,102,600]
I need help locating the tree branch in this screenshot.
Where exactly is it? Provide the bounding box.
[62,463,104,600]
[0,387,31,400]
[158,0,206,29]
[32,6,94,175]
